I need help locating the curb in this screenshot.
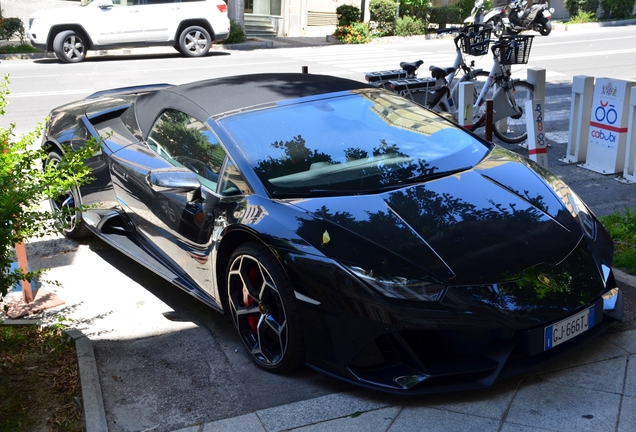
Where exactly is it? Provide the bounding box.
[552,18,636,32]
[0,40,276,60]
[64,328,109,432]
[615,268,636,292]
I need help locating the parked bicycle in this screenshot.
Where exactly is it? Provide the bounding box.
[390,34,536,144]
[364,24,492,110]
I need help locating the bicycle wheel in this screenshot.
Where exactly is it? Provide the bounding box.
[493,80,535,144]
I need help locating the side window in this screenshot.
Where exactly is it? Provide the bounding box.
[147,109,226,192]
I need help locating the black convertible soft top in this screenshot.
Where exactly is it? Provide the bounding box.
[134,73,371,138]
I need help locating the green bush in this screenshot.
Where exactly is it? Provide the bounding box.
[333,22,372,44]
[223,19,246,44]
[399,0,431,20]
[601,0,636,19]
[336,5,362,26]
[369,0,398,36]
[567,10,597,22]
[395,15,427,36]
[0,17,25,42]
[565,0,634,20]
[454,0,482,20]
[428,6,463,28]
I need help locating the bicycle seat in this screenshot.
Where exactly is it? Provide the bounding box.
[429,66,455,80]
[399,60,424,75]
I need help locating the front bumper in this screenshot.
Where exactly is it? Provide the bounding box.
[27,32,47,52]
[302,286,623,395]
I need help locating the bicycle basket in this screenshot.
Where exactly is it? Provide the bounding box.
[496,35,534,65]
[460,28,492,56]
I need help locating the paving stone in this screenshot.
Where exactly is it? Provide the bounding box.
[291,407,401,432]
[388,406,500,432]
[505,381,620,432]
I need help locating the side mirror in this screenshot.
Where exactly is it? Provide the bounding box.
[146,167,201,194]
[98,0,114,9]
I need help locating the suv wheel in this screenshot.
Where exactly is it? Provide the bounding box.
[53,30,87,63]
[179,26,212,57]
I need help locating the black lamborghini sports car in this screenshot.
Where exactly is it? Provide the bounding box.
[43,73,623,394]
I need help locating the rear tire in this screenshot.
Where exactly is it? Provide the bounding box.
[178,26,212,57]
[45,151,92,238]
[53,30,87,63]
[538,19,552,36]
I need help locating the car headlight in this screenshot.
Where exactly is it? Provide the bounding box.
[567,190,596,240]
[345,265,447,302]
[549,177,597,240]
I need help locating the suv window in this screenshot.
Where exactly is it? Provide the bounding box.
[148,109,227,192]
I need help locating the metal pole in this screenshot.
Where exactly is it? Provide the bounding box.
[486,99,493,141]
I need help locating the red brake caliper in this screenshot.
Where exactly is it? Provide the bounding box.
[243,265,259,334]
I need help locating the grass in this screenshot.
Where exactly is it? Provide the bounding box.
[0,322,84,432]
[599,207,636,276]
[0,43,42,54]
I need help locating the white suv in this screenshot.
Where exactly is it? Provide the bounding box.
[27,0,230,63]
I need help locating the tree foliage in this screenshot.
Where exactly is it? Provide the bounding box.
[0,74,98,302]
[369,0,399,36]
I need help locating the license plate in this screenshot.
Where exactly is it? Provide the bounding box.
[544,305,595,351]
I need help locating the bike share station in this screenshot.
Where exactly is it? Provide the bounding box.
[455,66,549,167]
[560,76,636,183]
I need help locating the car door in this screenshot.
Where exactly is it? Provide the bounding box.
[140,0,180,42]
[92,0,146,45]
[109,108,248,301]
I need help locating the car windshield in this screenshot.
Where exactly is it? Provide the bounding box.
[219,90,490,197]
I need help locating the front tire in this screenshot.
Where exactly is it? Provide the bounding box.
[45,151,92,238]
[53,30,87,63]
[226,242,304,373]
[178,26,212,57]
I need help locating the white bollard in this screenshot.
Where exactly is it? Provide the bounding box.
[527,68,546,101]
[458,81,474,128]
[561,76,594,164]
[620,86,636,183]
[526,99,549,168]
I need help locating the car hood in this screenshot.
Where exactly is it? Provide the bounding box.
[288,148,589,286]
[30,5,85,21]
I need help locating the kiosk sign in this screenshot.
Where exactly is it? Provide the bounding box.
[582,78,634,174]
[590,80,625,150]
